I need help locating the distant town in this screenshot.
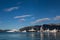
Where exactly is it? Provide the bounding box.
[0,23,60,33]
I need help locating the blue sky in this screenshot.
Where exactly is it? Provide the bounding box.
[0,0,60,29]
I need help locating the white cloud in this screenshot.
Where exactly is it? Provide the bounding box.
[19,19,25,22]
[54,16,60,20]
[4,6,19,12]
[14,15,32,19]
[31,18,50,24]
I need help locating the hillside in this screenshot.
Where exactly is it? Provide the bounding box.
[19,24,60,32]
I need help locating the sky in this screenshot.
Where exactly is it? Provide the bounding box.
[0,0,60,29]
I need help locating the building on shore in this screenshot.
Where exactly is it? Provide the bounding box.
[28,28,36,32]
[50,29,58,33]
[44,29,50,32]
[40,25,44,32]
[21,30,26,32]
[7,29,19,32]
[44,29,58,33]
[40,27,43,32]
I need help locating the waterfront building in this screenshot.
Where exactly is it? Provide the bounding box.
[40,26,44,32]
[7,29,19,32]
[50,29,57,33]
[22,30,26,32]
[28,28,36,32]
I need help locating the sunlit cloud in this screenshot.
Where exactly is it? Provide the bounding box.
[14,15,32,19]
[31,18,50,24]
[4,6,19,12]
[54,16,60,20]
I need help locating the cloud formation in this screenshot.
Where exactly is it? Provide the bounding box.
[19,19,25,22]
[4,6,19,12]
[54,16,60,20]
[14,15,32,19]
[31,18,50,24]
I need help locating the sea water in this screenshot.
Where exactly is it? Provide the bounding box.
[0,32,60,40]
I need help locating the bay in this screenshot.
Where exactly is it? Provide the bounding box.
[0,32,60,40]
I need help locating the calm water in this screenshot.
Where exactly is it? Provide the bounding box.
[0,32,60,40]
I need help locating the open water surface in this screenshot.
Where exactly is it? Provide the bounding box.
[0,32,60,40]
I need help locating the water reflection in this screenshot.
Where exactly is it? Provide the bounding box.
[49,32,56,40]
[53,32,56,39]
[0,32,59,40]
[40,32,57,40]
[40,32,44,40]
[24,32,57,40]
[25,32,57,40]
